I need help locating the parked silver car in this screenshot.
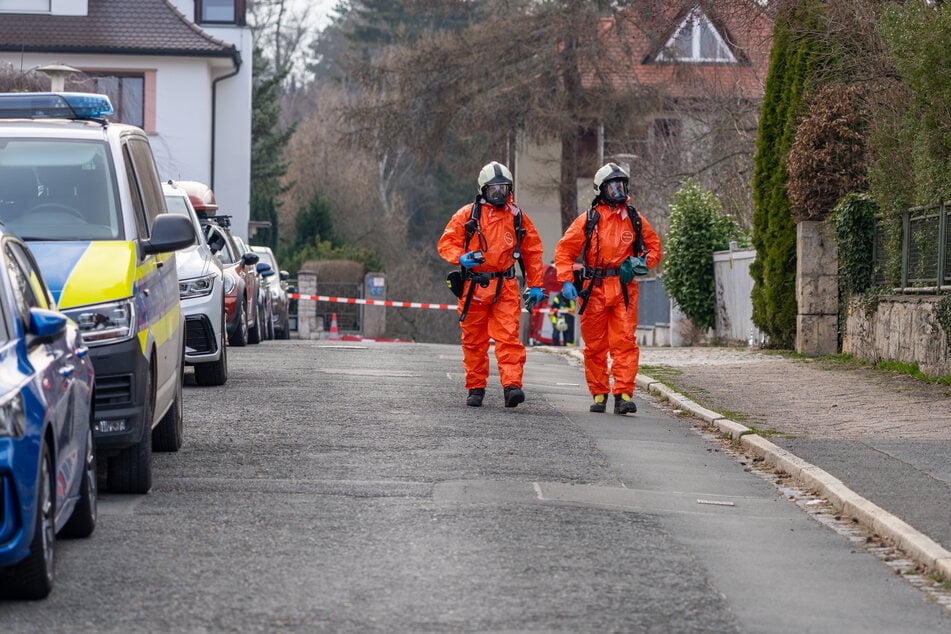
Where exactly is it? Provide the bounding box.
[163,181,227,386]
[251,245,290,340]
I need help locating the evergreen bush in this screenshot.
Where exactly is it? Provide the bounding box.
[662,180,745,332]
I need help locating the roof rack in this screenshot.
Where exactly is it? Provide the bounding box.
[202,214,232,229]
[0,92,114,121]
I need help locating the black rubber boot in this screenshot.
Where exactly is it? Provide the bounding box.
[589,394,608,413]
[614,393,637,415]
[467,388,485,407]
[504,386,525,408]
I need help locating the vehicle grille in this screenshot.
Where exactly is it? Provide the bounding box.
[95,374,133,408]
[185,315,217,355]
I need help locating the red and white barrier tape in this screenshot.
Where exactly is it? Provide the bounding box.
[289,293,457,311]
[289,293,568,314]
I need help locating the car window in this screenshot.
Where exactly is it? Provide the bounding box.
[7,242,52,311]
[205,225,236,264]
[164,193,204,243]
[123,146,149,239]
[126,137,166,224]
[4,242,44,327]
[0,140,121,240]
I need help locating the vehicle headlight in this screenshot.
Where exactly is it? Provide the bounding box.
[223,271,236,295]
[63,299,135,346]
[0,392,25,438]
[180,274,216,299]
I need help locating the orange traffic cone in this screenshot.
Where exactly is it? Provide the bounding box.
[329,312,340,339]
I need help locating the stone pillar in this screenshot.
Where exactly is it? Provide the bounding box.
[796,221,839,356]
[363,272,386,339]
[296,270,320,340]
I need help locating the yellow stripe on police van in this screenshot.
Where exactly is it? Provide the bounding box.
[59,242,138,308]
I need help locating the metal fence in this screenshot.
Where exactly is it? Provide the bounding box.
[896,202,951,291]
[313,281,363,333]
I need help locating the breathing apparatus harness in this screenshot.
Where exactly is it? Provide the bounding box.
[456,196,526,322]
[574,197,646,315]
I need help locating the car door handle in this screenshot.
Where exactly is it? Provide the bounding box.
[59,365,75,377]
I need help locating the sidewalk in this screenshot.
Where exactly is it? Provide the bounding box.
[559,345,951,580]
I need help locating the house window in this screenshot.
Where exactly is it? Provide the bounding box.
[0,0,49,12]
[657,7,735,63]
[199,0,245,25]
[66,72,145,128]
[651,118,682,164]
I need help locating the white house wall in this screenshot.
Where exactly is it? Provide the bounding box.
[515,134,592,263]
[201,25,252,241]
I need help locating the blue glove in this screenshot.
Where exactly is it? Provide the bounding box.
[459,250,484,269]
[561,280,578,302]
[525,286,545,311]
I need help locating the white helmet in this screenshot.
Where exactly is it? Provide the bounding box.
[555,316,568,332]
[593,162,630,204]
[477,161,513,207]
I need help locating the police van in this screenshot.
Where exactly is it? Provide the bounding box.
[0,93,195,493]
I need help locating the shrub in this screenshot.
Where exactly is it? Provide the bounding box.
[662,180,745,332]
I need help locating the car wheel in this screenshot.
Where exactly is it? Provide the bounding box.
[152,359,183,452]
[248,298,261,345]
[279,313,291,340]
[13,439,55,599]
[60,423,97,539]
[266,305,275,340]
[230,299,247,347]
[195,312,228,386]
[107,365,153,494]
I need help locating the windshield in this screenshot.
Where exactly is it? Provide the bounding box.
[164,194,203,240]
[0,139,121,240]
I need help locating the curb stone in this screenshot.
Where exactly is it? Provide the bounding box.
[635,370,951,581]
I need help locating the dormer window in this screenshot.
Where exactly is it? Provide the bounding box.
[657,6,735,64]
[198,0,245,26]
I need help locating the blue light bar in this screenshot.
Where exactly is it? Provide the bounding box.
[0,92,114,120]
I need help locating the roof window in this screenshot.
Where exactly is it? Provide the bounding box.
[656,6,736,64]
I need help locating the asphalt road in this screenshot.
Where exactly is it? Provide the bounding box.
[1,341,948,632]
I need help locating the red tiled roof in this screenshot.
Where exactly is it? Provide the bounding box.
[0,0,237,60]
[590,0,773,101]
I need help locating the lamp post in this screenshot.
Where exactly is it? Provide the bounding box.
[34,64,81,92]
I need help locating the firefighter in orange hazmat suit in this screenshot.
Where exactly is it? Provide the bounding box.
[553,162,662,415]
[438,161,545,408]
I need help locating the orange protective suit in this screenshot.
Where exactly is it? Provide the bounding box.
[554,200,662,397]
[438,199,544,390]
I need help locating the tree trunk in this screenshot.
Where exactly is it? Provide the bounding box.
[559,33,582,233]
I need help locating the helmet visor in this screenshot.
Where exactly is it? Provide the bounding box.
[602,179,628,203]
[484,183,511,206]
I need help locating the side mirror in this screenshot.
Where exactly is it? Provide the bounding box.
[242,252,260,266]
[143,214,196,255]
[29,308,67,339]
[280,270,289,281]
[256,262,273,275]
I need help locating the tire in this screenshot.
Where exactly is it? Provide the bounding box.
[195,313,228,386]
[266,306,275,340]
[279,313,291,340]
[230,299,247,347]
[14,440,55,599]
[107,366,153,494]
[152,362,183,452]
[248,297,261,345]
[60,424,97,539]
